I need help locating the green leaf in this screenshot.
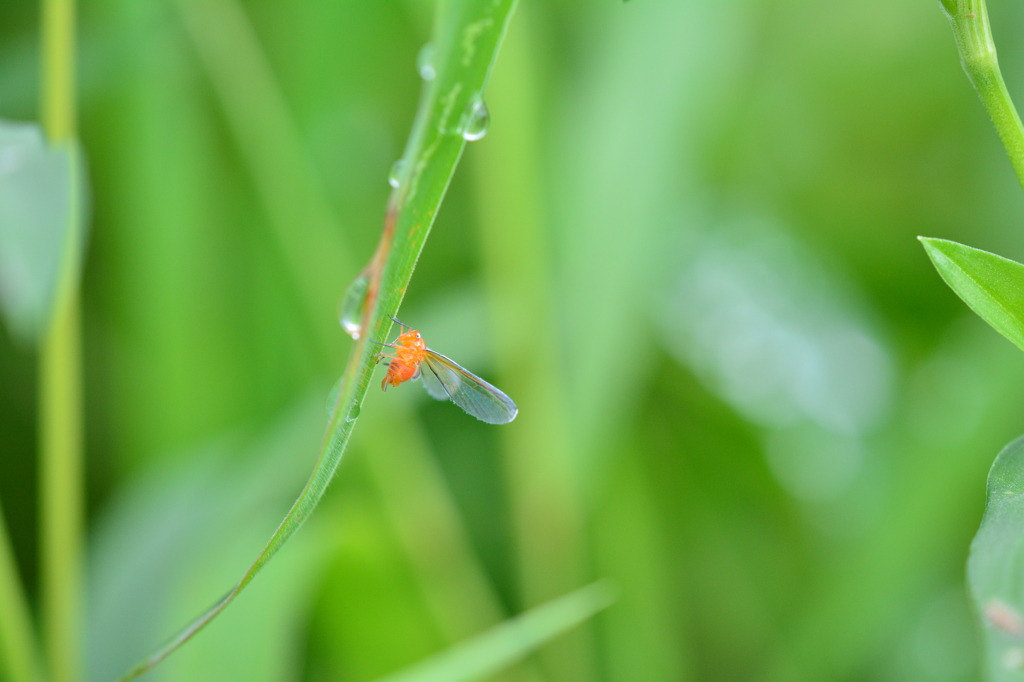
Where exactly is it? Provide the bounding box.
[0,120,84,346]
[968,436,1024,680]
[920,237,1024,353]
[372,581,616,682]
[0,501,40,682]
[116,0,520,677]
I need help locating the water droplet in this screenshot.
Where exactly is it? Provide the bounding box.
[345,403,361,422]
[417,43,437,81]
[326,376,345,417]
[339,271,370,339]
[388,159,405,188]
[460,98,490,141]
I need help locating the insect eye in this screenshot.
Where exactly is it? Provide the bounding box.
[415,333,421,339]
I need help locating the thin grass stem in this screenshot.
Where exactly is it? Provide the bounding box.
[38,0,84,680]
[175,0,348,362]
[471,11,594,680]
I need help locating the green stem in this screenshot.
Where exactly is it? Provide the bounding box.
[942,0,1024,190]
[41,0,76,142]
[39,0,83,680]
[471,12,593,681]
[0,503,40,682]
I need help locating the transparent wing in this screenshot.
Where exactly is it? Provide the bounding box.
[419,362,450,400]
[421,350,518,424]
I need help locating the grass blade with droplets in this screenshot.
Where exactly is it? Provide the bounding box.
[115,0,519,678]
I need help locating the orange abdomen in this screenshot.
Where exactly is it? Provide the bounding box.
[383,356,420,390]
[381,328,428,391]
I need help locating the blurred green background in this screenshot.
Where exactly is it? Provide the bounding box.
[4,0,1024,680]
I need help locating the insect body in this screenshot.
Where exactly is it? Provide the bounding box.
[381,327,428,391]
[374,317,518,424]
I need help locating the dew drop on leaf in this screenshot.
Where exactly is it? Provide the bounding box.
[461,98,489,141]
[417,42,437,81]
[339,270,370,339]
[388,158,405,188]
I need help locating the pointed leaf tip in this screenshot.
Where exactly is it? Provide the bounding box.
[920,237,1024,353]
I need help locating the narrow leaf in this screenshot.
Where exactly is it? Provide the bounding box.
[0,502,40,682]
[116,0,519,678]
[968,436,1024,680]
[0,121,84,345]
[920,237,1024,352]
[373,581,616,682]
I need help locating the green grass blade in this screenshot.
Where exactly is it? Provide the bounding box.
[176,0,523,657]
[968,436,1024,680]
[175,0,350,361]
[0,502,40,682]
[115,0,519,678]
[357,402,522,644]
[470,10,591,678]
[920,237,1024,353]
[372,581,616,682]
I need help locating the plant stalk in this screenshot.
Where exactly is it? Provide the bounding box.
[942,0,1024,191]
[471,13,594,681]
[39,0,83,679]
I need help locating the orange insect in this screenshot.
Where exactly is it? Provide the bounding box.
[373,316,518,424]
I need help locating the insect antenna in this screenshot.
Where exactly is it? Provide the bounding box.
[388,314,410,331]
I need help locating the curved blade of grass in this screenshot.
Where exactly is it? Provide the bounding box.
[968,436,1024,680]
[372,581,616,682]
[115,0,519,678]
[174,0,529,665]
[175,0,350,362]
[0,502,40,682]
[920,237,1024,353]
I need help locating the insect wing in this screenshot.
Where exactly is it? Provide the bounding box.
[421,350,518,424]
[419,362,450,400]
